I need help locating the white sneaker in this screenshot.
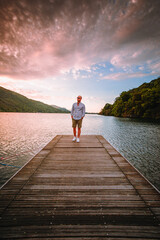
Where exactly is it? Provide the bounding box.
[72,136,76,141]
[76,138,80,143]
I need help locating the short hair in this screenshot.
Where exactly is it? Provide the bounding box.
[77,95,82,99]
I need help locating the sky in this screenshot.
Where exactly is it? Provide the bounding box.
[0,0,160,112]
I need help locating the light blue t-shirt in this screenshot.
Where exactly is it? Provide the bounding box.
[71,102,85,120]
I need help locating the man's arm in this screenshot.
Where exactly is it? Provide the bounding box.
[71,104,74,118]
[82,104,85,118]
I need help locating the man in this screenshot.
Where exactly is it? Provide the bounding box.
[71,95,85,143]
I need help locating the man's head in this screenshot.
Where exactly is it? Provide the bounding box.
[77,95,82,103]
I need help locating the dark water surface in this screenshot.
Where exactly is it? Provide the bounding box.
[0,113,160,190]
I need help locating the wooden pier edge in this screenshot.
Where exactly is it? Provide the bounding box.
[0,134,160,239]
[0,135,61,190]
[96,135,160,194]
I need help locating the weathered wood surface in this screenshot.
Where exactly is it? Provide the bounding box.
[0,135,160,239]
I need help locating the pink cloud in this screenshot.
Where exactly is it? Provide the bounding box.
[102,72,153,81]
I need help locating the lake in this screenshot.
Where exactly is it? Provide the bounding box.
[0,112,160,190]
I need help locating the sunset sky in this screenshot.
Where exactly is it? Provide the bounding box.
[0,0,160,112]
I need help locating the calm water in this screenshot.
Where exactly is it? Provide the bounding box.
[0,113,160,190]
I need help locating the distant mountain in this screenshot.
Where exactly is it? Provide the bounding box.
[0,86,68,113]
[99,77,160,120]
[51,105,70,113]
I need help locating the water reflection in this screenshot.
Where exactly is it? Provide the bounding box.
[0,113,160,190]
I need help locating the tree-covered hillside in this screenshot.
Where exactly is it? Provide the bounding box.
[0,86,68,113]
[51,105,70,113]
[99,78,160,120]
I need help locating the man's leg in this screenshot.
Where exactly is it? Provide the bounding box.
[78,128,81,138]
[73,127,76,137]
[77,119,82,139]
[72,119,76,137]
[72,119,77,141]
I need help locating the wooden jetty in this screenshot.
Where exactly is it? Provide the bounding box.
[0,135,160,239]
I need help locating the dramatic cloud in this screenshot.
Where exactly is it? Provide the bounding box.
[0,0,160,80]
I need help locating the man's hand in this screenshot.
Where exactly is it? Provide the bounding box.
[71,115,73,119]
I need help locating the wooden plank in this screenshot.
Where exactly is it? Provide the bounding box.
[0,225,160,238]
[55,143,103,148]
[34,173,125,178]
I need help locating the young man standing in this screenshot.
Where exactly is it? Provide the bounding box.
[71,95,85,143]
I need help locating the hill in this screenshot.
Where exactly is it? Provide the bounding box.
[0,86,68,113]
[51,104,70,113]
[99,77,160,120]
